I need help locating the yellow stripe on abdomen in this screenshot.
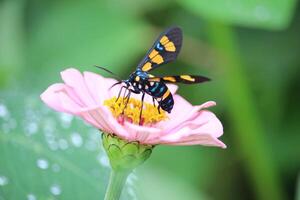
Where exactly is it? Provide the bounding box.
[162,90,170,100]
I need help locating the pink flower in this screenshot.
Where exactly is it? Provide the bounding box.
[40,68,226,148]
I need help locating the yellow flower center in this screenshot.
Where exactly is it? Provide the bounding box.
[104,97,168,125]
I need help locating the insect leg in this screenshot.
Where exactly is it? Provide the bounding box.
[116,85,127,102]
[139,92,145,125]
[122,86,131,103]
[157,104,161,114]
[121,89,131,115]
[152,97,156,108]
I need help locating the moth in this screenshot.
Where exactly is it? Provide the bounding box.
[97,27,210,123]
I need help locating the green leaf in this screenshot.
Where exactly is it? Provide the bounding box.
[177,0,297,29]
[136,168,208,200]
[0,0,25,88]
[25,1,147,91]
[0,93,134,200]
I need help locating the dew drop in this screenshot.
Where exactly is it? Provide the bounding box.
[97,154,110,167]
[25,122,38,136]
[50,184,61,196]
[58,139,69,150]
[36,158,49,170]
[45,132,55,141]
[0,175,8,186]
[27,193,36,200]
[48,140,59,151]
[70,132,83,147]
[43,118,56,134]
[0,104,9,118]
[51,163,61,173]
[59,113,73,128]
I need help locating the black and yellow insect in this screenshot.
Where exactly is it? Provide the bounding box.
[104,27,210,122]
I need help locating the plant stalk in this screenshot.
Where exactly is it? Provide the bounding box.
[207,21,286,200]
[104,169,130,200]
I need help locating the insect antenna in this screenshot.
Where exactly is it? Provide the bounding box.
[109,81,123,90]
[94,65,125,93]
[94,65,122,81]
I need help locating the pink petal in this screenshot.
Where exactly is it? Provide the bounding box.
[157,95,193,129]
[41,83,83,114]
[157,110,225,148]
[166,84,178,94]
[190,110,223,137]
[78,105,130,138]
[163,110,223,138]
[61,68,96,106]
[161,100,217,133]
[58,88,85,114]
[40,83,67,112]
[83,71,112,104]
[123,122,161,144]
[161,133,226,148]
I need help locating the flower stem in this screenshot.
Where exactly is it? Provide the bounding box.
[104,169,130,200]
[207,21,286,200]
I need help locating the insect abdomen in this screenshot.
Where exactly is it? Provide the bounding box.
[146,82,174,113]
[159,91,173,113]
[146,82,167,97]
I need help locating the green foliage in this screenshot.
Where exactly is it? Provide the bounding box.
[0,93,135,200]
[177,0,297,29]
[25,1,147,90]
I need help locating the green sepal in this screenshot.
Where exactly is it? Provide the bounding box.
[102,132,153,171]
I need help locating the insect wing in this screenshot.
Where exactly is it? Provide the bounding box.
[137,27,182,72]
[149,75,210,84]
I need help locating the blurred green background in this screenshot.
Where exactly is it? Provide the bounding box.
[1,0,300,199]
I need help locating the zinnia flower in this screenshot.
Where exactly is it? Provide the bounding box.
[40,68,226,148]
[40,67,226,200]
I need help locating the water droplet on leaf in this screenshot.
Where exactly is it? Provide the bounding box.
[0,104,9,118]
[0,175,8,186]
[27,193,36,200]
[97,154,109,167]
[36,158,49,170]
[70,132,83,147]
[51,163,61,172]
[59,113,73,128]
[58,139,69,150]
[50,184,61,196]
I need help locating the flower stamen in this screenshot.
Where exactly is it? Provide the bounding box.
[104,97,168,125]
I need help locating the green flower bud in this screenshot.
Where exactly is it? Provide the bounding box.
[102,133,153,172]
